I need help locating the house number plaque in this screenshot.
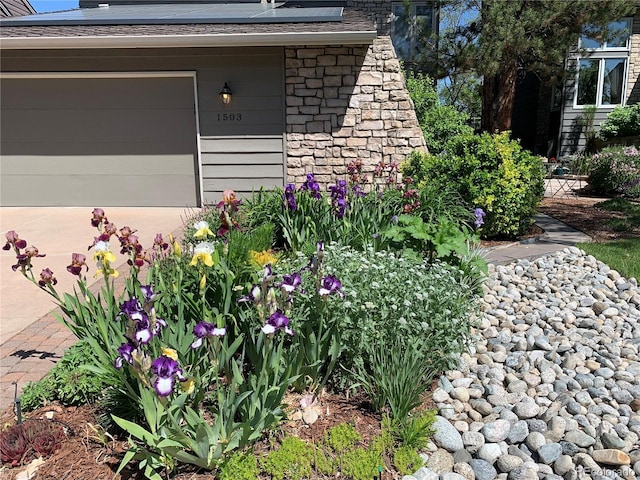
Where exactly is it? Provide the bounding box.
[217,113,243,122]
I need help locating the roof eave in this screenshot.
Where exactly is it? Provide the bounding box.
[0,30,377,49]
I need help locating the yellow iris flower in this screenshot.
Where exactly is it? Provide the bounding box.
[193,221,215,240]
[190,242,215,267]
[180,378,195,395]
[161,347,178,361]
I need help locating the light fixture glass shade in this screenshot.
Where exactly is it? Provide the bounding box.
[219,83,232,105]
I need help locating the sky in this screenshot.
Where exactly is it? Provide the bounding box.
[30,0,79,13]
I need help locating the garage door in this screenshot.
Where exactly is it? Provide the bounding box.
[0,75,199,207]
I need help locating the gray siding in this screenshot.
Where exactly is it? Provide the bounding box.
[0,47,285,205]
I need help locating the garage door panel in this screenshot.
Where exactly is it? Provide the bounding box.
[1,155,197,176]
[0,76,199,207]
[1,142,195,156]
[1,77,195,109]
[1,174,198,207]
[3,108,196,144]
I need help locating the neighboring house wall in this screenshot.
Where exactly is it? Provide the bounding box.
[558,12,640,156]
[0,46,285,204]
[285,36,426,187]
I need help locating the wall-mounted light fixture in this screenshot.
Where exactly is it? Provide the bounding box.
[219,83,232,105]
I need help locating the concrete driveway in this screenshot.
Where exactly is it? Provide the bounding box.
[0,207,191,342]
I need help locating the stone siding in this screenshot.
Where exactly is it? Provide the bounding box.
[627,13,640,105]
[347,0,394,35]
[285,36,427,187]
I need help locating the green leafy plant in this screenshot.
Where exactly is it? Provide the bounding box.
[404,132,546,238]
[351,336,436,422]
[405,70,474,154]
[393,445,424,475]
[599,103,640,140]
[297,244,478,388]
[261,436,313,480]
[218,450,260,480]
[583,145,640,198]
[394,409,437,449]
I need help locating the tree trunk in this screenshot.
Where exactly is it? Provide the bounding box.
[481,60,518,133]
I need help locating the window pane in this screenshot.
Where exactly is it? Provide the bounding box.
[606,20,630,48]
[577,59,599,105]
[601,58,625,105]
[580,35,602,49]
[414,5,433,54]
[391,4,412,59]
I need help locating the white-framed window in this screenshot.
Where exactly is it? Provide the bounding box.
[391,1,436,62]
[575,18,631,108]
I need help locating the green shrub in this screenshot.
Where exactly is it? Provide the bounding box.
[20,340,106,411]
[406,71,474,154]
[404,131,546,237]
[218,451,260,480]
[261,436,313,480]
[280,245,478,389]
[584,145,640,198]
[393,445,423,475]
[599,104,640,140]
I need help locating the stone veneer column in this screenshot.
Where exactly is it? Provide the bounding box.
[285,36,427,188]
[626,14,640,105]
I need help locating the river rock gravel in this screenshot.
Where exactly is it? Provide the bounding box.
[404,247,640,480]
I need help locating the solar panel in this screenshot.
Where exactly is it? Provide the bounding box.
[0,3,344,25]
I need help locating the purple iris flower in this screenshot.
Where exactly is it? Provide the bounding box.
[279,272,302,293]
[473,208,486,228]
[120,298,144,322]
[151,355,186,397]
[319,275,344,297]
[114,341,136,369]
[328,180,349,218]
[134,315,153,344]
[300,173,321,199]
[284,184,297,211]
[191,321,227,348]
[352,184,366,197]
[238,284,261,304]
[262,310,294,336]
[140,285,157,304]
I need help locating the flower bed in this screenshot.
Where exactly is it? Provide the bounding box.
[1,165,486,479]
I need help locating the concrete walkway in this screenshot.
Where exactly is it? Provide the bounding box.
[0,210,593,411]
[0,207,189,409]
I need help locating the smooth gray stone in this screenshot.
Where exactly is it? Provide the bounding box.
[482,419,512,443]
[427,449,454,474]
[469,459,498,480]
[433,416,464,452]
[506,420,529,444]
[601,432,627,450]
[554,455,574,475]
[477,443,502,464]
[526,419,547,433]
[495,454,523,473]
[559,441,579,456]
[613,389,634,405]
[413,467,439,480]
[507,464,538,480]
[537,443,563,464]
[441,474,467,480]
[462,431,485,454]
[508,445,532,463]
[453,449,473,465]
[564,430,596,447]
